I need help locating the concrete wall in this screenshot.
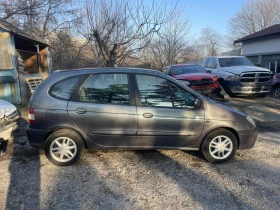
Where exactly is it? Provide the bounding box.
[242,35,280,56]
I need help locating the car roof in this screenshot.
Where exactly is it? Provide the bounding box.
[172,64,198,66]
[53,67,165,76]
[206,56,245,58]
[165,64,198,68]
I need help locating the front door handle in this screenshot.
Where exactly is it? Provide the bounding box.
[76,108,86,114]
[143,113,153,118]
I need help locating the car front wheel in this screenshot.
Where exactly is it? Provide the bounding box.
[44,129,85,166]
[201,129,237,163]
[273,85,280,98]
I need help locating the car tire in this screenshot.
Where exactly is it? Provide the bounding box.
[201,129,237,163]
[44,129,85,166]
[272,85,280,98]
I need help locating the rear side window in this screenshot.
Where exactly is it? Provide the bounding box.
[49,76,83,100]
[80,73,130,104]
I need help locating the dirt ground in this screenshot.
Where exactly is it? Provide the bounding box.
[0,96,280,210]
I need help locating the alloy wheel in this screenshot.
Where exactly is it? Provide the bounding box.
[209,135,233,160]
[50,137,77,162]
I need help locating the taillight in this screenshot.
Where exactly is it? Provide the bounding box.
[28,108,35,123]
[213,77,217,82]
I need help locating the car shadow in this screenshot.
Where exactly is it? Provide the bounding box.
[133,150,254,209]
[5,116,41,210]
[43,158,139,209]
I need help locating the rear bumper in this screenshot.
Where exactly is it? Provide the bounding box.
[26,127,49,148]
[225,81,272,95]
[238,127,258,149]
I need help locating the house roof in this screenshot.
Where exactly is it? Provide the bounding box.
[0,18,48,47]
[234,24,280,44]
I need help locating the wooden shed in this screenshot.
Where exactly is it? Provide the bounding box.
[0,18,50,104]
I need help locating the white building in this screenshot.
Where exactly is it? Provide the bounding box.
[234,24,280,74]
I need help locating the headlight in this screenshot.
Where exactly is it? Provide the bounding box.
[226,75,240,81]
[178,80,190,86]
[246,115,256,127]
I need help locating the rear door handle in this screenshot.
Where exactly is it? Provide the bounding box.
[76,108,86,114]
[143,113,153,118]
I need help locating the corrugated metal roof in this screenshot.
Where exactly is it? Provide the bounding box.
[234,24,280,44]
[0,18,48,46]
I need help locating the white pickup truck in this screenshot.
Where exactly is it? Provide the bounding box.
[202,56,272,96]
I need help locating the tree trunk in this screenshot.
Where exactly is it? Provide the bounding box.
[105,59,116,67]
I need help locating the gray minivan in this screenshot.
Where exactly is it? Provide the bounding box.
[26,68,258,166]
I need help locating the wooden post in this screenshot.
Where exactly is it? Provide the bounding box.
[35,44,42,74]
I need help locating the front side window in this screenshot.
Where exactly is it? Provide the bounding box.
[209,59,217,69]
[170,83,195,108]
[203,58,211,68]
[80,73,130,104]
[136,74,197,108]
[136,74,173,107]
[50,76,83,100]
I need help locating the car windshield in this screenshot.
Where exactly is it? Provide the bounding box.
[218,57,254,67]
[171,65,207,75]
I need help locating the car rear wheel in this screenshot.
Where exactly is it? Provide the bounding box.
[201,129,237,163]
[44,129,85,166]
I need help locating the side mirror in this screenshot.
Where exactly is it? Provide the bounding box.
[255,63,262,67]
[206,70,212,73]
[185,98,201,108]
[178,80,190,86]
[194,98,201,107]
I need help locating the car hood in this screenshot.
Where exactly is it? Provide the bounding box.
[220,66,271,75]
[173,73,213,81]
[204,98,246,120]
[0,99,17,119]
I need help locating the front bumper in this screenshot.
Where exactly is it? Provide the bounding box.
[191,83,219,94]
[26,127,49,148]
[225,81,272,95]
[238,127,258,149]
[0,115,20,132]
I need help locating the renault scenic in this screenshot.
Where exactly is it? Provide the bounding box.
[26,68,258,166]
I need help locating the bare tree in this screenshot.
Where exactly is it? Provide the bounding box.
[200,27,222,56]
[183,43,205,62]
[82,0,176,67]
[0,0,44,20]
[49,30,94,70]
[0,0,80,39]
[148,8,191,69]
[228,0,280,41]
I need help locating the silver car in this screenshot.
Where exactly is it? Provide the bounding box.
[26,68,258,166]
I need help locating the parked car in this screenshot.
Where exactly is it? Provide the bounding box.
[203,56,272,96]
[163,64,219,94]
[26,68,258,166]
[272,73,280,97]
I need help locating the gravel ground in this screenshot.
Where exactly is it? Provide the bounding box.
[0,96,279,210]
